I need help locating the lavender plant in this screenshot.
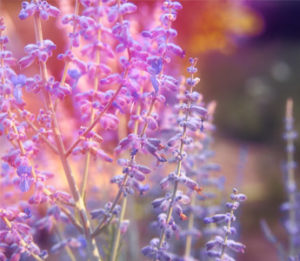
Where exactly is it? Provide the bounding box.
[204,188,247,261]
[142,57,207,260]
[0,0,255,261]
[183,101,225,261]
[261,98,300,261]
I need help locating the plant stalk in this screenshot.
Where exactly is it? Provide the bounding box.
[184,192,195,257]
[286,99,296,257]
[33,9,102,261]
[156,62,197,259]
[80,0,102,201]
[110,196,128,261]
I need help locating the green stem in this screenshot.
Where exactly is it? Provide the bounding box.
[220,208,234,259]
[184,193,195,257]
[127,197,140,261]
[110,196,128,261]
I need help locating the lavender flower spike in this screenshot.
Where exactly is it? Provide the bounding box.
[143,57,207,260]
[262,99,299,261]
[205,188,247,260]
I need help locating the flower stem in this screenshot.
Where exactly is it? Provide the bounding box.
[59,0,79,87]
[220,208,234,259]
[33,8,102,261]
[286,99,296,257]
[54,0,80,110]
[55,223,77,261]
[109,95,145,260]
[156,72,196,257]
[80,0,102,202]
[110,196,128,261]
[184,192,195,257]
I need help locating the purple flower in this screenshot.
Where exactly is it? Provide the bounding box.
[147,56,163,75]
[227,240,246,253]
[19,1,60,20]
[19,40,56,68]
[16,165,33,192]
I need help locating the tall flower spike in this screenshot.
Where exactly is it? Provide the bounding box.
[183,100,225,260]
[262,99,299,261]
[275,99,300,261]
[204,188,247,260]
[282,98,300,260]
[142,57,207,260]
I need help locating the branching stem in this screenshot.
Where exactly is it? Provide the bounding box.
[32,5,102,260]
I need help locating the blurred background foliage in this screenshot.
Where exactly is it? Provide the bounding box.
[174,2,300,260]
